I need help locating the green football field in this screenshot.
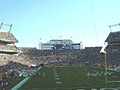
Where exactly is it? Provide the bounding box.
[19,66,120,90]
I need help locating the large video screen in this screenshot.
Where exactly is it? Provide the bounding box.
[50,39,73,50]
[51,44,72,50]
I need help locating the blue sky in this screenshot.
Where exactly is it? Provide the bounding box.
[0,0,120,48]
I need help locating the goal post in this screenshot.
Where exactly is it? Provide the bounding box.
[104,51,120,83]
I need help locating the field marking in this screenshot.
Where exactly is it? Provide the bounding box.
[11,67,42,90]
[54,77,60,80]
[21,67,120,90]
[17,87,119,90]
[43,72,45,78]
[11,77,30,90]
[56,81,62,84]
[54,72,58,74]
[54,74,58,77]
[100,88,118,90]
[53,67,62,85]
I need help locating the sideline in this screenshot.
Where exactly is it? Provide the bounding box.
[11,67,41,90]
[11,77,30,90]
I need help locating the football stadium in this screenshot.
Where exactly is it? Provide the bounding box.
[0,22,120,90]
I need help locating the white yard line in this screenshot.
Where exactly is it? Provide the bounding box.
[53,67,62,84]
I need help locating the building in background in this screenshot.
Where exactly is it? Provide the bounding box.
[39,39,83,50]
[73,43,81,50]
[39,42,52,50]
[105,31,120,65]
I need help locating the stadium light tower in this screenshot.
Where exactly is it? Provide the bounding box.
[0,22,12,32]
[0,22,3,30]
[109,23,120,32]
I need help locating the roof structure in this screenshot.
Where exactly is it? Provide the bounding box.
[105,31,120,43]
[0,30,19,54]
[0,31,18,43]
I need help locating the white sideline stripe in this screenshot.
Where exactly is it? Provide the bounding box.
[11,77,30,90]
[11,67,42,90]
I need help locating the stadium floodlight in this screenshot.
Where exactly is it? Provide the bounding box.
[109,23,120,32]
[0,22,13,32]
[9,24,12,32]
[0,22,3,30]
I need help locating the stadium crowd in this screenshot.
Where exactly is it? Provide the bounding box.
[0,31,18,43]
[1,30,120,89]
[18,47,102,67]
[0,61,34,89]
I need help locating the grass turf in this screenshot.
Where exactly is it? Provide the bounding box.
[19,66,120,90]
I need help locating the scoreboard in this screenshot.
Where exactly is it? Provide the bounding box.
[50,39,73,50]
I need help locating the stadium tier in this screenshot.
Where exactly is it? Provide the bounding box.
[0,30,19,66]
[0,31,18,43]
[105,31,120,65]
[0,27,120,89]
[105,31,120,44]
[0,44,19,53]
[18,46,102,66]
[106,43,120,53]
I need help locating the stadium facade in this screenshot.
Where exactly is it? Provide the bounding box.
[105,31,120,65]
[0,30,19,66]
[38,39,83,50]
